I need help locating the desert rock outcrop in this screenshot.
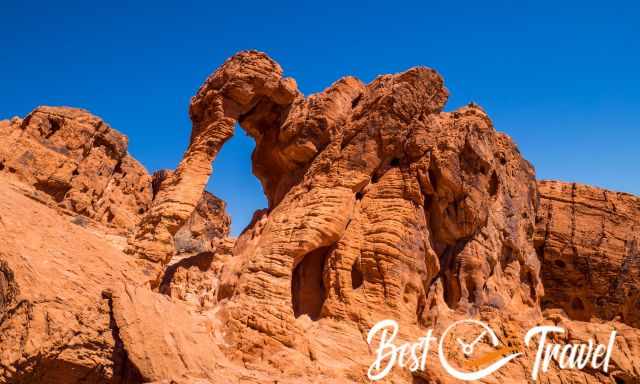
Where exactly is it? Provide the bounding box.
[0,179,148,383]
[536,180,640,328]
[0,106,152,230]
[126,52,299,265]
[152,169,231,256]
[0,107,231,242]
[1,51,639,383]
[0,109,231,383]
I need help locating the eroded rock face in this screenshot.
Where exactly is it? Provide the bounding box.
[1,51,639,383]
[159,238,234,309]
[152,169,231,255]
[128,51,638,383]
[0,107,232,247]
[124,51,552,383]
[0,179,148,383]
[0,109,233,383]
[0,106,153,231]
[126,52,299,265]
[213,53,551,383]
[536,180,640,328]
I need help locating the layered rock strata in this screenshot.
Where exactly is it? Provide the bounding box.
[536,180,640,328]
[0,51,638,383]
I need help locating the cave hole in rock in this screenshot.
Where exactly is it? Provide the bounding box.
[351,258,364,289]
[292,246,332,320]
[45,118,62,139]
[207,124,268,236]
[438,238,470,308]
[535,245,544,259]
[412,376,428,384]
[615,376,628,384]
[488,171,499,196]
[571,297,585,311]
[351,93,362,108]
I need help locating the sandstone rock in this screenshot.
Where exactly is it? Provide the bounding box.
[0,178,149,383]
[127,51,638,383]
[152,169,231,256]
[0,107,231,246]
[1,51,639,384]
[159,238,234,309]
[536,180,640,328]
[126,51,299,265]
[0,108,233,382]
[128,51,545,382]
[0,106,153,231]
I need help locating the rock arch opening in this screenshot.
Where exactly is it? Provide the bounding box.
[207,125,267,236]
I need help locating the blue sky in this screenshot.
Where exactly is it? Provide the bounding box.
[1,1,638,235]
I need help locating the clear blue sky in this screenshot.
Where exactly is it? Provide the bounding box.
[2,1,638,235]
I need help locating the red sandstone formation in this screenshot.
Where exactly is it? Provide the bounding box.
[126,52,299,266]
[152,169,231,256]
[0,107,230,244]
[536,180,640,328]
[0,51,638,383]
[0,106,152,230]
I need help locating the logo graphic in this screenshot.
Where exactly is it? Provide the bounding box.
[366,319,617,381]
[438,319,521,381]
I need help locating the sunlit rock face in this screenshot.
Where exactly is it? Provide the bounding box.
[0,51,639,383]
[0,108,231,383]
[536,180,640,327]
[0,106,153,230]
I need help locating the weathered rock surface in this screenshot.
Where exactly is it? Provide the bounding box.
[123,51,640,383]
[126,52,299,265]
[153,170,231,256]
[0,178,149,383]
[159,238,234,309]
[1,51,639,383]
[0,107,153,231]
[536,180,640,328]
[0,108,230,240]
[0,109,232,382]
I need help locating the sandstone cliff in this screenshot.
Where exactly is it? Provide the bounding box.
[0,52,638,383]
[0,106,152,230]
[536,180,640,328]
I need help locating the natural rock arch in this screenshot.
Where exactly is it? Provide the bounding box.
[127,50,542,331]
[126,51,300,269]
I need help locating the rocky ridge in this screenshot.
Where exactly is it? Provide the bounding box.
[0,51,638,383]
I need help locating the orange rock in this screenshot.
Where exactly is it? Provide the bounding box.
[126,51,299,265]
[1,51,639,383]
[0,106,152,230]
[0,178,148,383]
[536,180,640,327]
